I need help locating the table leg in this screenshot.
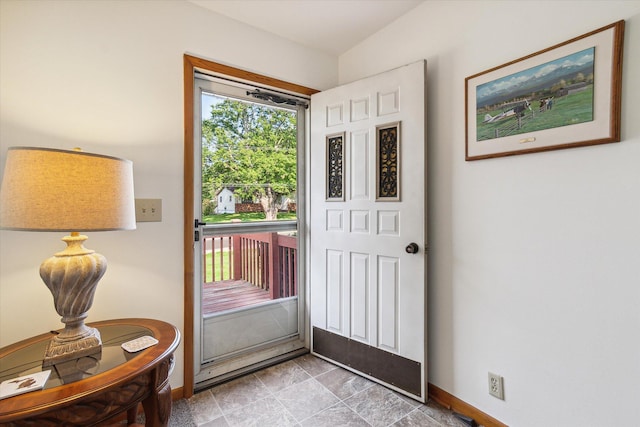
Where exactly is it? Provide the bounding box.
[141,382,172,427]
[127,403,139,425]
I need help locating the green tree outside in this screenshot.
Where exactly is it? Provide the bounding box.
[202,98,297,221]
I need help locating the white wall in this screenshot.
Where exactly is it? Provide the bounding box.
[2,1,639,424]
[340,1,640,426]
[0,0,336,391]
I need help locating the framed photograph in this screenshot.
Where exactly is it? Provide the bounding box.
[376,122,401,201]
[465,20,624,161]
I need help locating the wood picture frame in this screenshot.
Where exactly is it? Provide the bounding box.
[465,20,624,161]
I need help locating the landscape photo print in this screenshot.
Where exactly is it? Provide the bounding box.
[465,21,624,160]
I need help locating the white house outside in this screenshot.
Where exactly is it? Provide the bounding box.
[214,187,236,214]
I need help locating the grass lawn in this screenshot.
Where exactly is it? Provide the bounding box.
[203,212,296,223]
[201,211,295,282]
[202,212,296,283]
[205,250,230,282]
[476,86,594,140]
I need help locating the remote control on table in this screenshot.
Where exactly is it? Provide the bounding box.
[121,335,158,353]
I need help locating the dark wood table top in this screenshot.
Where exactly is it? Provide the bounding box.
[0,318,180,423]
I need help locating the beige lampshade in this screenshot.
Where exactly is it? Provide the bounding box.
[0,146,136,231]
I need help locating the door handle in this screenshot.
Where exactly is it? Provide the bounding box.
[405,243,419,254]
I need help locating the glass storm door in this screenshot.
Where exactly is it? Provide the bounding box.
[193,76,308,389]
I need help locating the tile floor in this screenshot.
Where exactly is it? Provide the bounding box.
[186,354,473,427]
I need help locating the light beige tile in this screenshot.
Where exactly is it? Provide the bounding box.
[392,389,423,408]
[300,402,371,426]
[391,407,443,426]
[419,402,469,427]
[315,366,374,400]
[255,359,311,393]
[184,357,481,427]
[275,378,340,421]
[210,374,270,415]
[188,389,223,425]
[223,396,298,427]
[294,354,338,377]
[344,384,416,427]
[199,415,230,427]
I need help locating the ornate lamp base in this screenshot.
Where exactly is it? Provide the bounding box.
[39,233,107,367]
[43,325,102,367]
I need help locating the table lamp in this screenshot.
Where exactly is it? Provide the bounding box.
[0,146,136,366]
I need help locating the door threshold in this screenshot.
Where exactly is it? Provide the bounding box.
[194,347,309,392]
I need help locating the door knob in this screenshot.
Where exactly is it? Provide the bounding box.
[405,243,419,254]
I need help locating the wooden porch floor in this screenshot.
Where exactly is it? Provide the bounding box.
[202,279,272,315]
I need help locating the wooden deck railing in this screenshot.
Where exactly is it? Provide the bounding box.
[202,232,298,300]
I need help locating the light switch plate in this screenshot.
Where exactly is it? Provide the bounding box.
[135,198,162,222]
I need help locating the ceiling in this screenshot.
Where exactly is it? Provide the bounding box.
[188,0,426,56]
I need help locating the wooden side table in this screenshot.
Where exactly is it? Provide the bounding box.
[0,318,180,427]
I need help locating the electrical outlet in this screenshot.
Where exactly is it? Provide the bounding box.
[135,198,162,222]
[488,372,504,400]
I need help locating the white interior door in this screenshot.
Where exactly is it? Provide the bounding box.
[310,60,428,401]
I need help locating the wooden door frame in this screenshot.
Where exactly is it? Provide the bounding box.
[182,54,318,397]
